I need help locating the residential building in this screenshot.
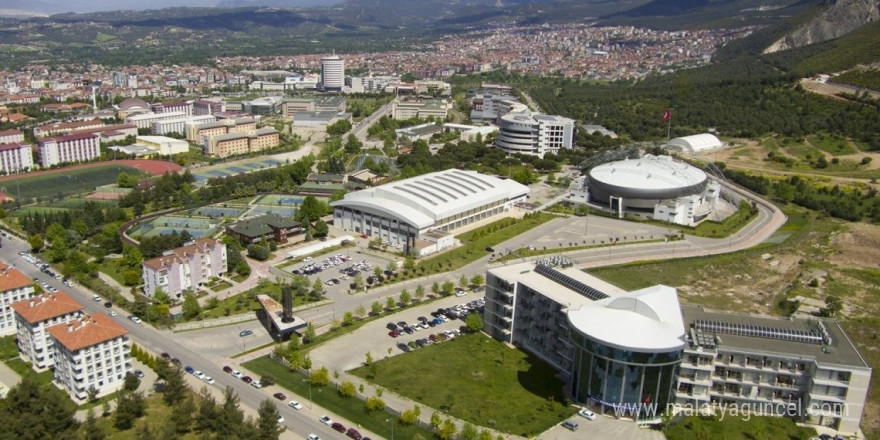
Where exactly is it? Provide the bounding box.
[49,314,131,400]
[321,55,345,92]
[151,101,192,116]
[124,111,188,130]
[34,119,105,138]
[152,114,215,136]
[0,142,34,174]
[11,291,84,370]
[226,213,302,245]
[0,129,23,144]
[483,261,871,435]
[193,100,225,116]
[0,262,36,336]
[496,113,575,157]
[141,238,228,299]
[37,132,100,167]
[203,128,279,158]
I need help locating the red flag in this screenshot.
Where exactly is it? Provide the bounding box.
[644,395,651,404]
[662,108,671,122]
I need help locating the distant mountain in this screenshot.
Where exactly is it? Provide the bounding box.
[763,0,880,53]
[0,0,341,15]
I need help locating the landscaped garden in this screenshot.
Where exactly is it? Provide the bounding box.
[349,333,576,437]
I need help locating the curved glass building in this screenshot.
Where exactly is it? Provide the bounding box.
[567,287,686,417]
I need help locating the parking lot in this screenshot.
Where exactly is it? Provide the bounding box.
[536,411,665,440]
[309,293,485,372]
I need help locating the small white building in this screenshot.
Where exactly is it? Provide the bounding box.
[152,115,216,136]
[11,291,84,370]
[667,133,723,155]
[136,135,191,156]
[49,314,131,400]
[0,263,37,336]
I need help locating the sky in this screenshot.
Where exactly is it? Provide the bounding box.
[0,0,339,15]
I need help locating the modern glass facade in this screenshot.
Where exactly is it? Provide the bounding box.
[570,329,682,417]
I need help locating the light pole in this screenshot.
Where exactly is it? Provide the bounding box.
[302,370,312,409]
[386,418,394,440]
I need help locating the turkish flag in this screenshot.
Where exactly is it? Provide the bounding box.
[662,109,671,122]
[644,395,651,404]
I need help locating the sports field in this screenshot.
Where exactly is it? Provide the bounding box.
[3,164,148,202]
[129,215,218,238]
[256,194,307,206]
[191,157,282,182]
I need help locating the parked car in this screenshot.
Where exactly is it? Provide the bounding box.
[232,370,244,379]
[185,366,195,374]
[386,322,398,330]
[331,422,346,433]
[194,371,205,380]
[288,400,302,410]
[92,294,101,301]
[562,420,579,431]
[307,435,321,440]
[239,329,253,337]
[346,428,362,440]
[388,330,399,338]
[277,416,285,425]
[273,392,286,400]
[319,416,332,426]
[202,376,215,385]
[134,370,145,378]
[109,310,118,317]
[577,409,596,420]
[251,381,262,388]
[242,376,253,384]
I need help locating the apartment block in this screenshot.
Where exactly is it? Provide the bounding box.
[11,291,84,370]
[49,314,131,400]
[33,119,104,138]
[0,262,37,336]
[152,114,215,136]
[193,100,225,116]
[202,128,280,158]
[141,238,227,299]
[124,111,188,130]
[37,132,100,167]
[0,142,34,174]
[0,129,24,144]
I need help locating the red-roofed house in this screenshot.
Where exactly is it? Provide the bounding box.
[0,262,36,336]
[11,291,84,370]
[0,129,24,144]
[49,313,131,400]
[37,132,100,167]
[142,238,227,299]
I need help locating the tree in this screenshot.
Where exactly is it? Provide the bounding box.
[311,367,330,386]
[368,237,383,249]
[114,389,146,430]
[386,296,395,310]
[821,295,843,317]
[304,322,317,343]
[27,234,44,252]
[339,381,356,398]
[170,395,196,435]
[163,364,187,406]
[182,293,201,319]
[441,281,455,296]
[313,219,329,237]
[399,289,411,305]
[194,387,219,432]
[313,278,325,296]
[123,371,141,392]
[355,304,366,317]
[403,255,416,273]
[353,274,365,289]
[365,395,385,412]
[342,311,355,326]
[431,281,440,295]
[260,374,275,386]
[466,313,484,333]
[415,285,425,301]
[218,387,247,437]
[370,301,382,315]
[247,244,270,261]
[256,399,284,440]
[439,419,458,440]
[459,274,468,289]
[0,375,78,438]
[470,274,484,288]
[82,408,105,440]
[461,423,479,440]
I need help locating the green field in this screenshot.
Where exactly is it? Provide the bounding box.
[5,164,145,202]
[808,134,856,156]
[664,415,815,440]
[349,333,576,437]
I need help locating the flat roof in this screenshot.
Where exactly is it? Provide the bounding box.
[489,261,625,309]
[257,294,307,334]
[682,305,870,369]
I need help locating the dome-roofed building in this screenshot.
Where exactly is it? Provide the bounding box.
[115,98,151,119]
[585,154,721,226]
[667,133,722,155]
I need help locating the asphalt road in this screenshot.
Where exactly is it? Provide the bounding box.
[0,236,349,440]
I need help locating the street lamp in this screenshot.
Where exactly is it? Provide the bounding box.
[302,370,312,409]
[386,418,394,440]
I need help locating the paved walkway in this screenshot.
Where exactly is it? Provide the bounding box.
[96,271,135,302]
[0,360,21,397]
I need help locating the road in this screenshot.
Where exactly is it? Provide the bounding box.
[0,237,349,440]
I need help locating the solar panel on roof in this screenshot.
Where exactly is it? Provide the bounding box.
[694,320,823,345]
[534,264,608,301]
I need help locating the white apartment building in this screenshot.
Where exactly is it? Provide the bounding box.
[0,129,24,144]
[152,114,216,136]
[11,291,84,370]
[496,113,575,157]
[142,238,228,299]
[49,314,131,400]
[37,132,100,167]
[124,111,188,130]
[321,55,345,92]
[0,142,34,174]
[0,263,36,336]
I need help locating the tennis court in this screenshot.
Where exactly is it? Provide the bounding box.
[192,157,285,182]
[257,194,307,206]
[249,206,298,218]
[191,206,247,218]
[130,215,219,239]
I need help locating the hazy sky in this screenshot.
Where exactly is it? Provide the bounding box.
[0,0,338,15]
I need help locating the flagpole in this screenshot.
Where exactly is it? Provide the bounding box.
[666,108,672,142]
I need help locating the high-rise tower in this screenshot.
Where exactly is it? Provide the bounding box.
[320,54,344,92]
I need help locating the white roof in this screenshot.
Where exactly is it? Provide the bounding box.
[568,285,686,353]
[589,155,707,191]
[331,170,529,229]
[668,133,722,152]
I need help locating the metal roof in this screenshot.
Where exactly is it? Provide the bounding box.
[589,155,707,192]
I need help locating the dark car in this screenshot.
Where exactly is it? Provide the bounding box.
[185,366,195,374]
[485,246,494,252]
[331,422,346,433]
[273,392,286,400]
[417,316,428,322]
[386,322,398,331]
[403,326,414,334]
[397,342,410,352]
[242,376,253,384]
[346,428,362,440]
[397,321,407,327]
[104,301,112,308]
[388,330,399,338]
[170,358,181,366]
[239,330,253,337]
[134,369,145,378]
[161,352,172,360]
[222,365,233,373]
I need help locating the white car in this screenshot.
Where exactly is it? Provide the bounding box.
[288,400,302,410]
[109,311,118,317]
[231,370,244,379]
[130,316,143,324]
[251,380,262,388]
[92,295,101,302]
[577,409,596,420]
[277,416,285,425]
[319,415,332,426]
[194,371,205,380]
[202,375,215,385]
[307,435,321,440]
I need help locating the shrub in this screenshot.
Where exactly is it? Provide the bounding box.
[365,396,385,412]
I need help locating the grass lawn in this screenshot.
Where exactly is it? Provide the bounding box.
[808,134,856,156]
[692,203,758,238]
[664,415,815,440]
[349,333,576,437]
[90,393,204,439]
[242,357,436,439]
[208,280,232,292]
[4,358,55,386]
[0,335,19,360]
[97,258,131,287]
[197,281,320,320]
[416,213,557,274]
